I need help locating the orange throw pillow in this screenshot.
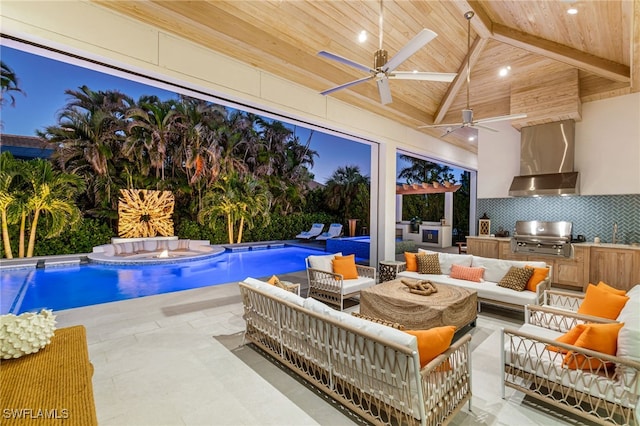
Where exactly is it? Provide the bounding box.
[563,322,624,370]
[449,264,484,282]
[596,281,626,296]
[577,284,629,319]
[405,326,456,368]
[267,275,280,285]
[525,265,550,292]
[404,252,418,272]
[332,255,358,279]
[546,324,587,353]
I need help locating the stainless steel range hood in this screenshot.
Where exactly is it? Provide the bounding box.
[509,120,579,197]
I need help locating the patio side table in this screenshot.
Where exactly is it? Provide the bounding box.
[378,260,406,283]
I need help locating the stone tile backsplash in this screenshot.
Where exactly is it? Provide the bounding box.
[477,194,640,244]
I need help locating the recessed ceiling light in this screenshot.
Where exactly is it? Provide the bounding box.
[498,66,512,77]
[567,7,578,15]
[468,136,475,142]
[358,30,367,43]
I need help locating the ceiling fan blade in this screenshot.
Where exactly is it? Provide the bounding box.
[384,29,438,72]
[390,71,456,82]
[377,77,393,104]
[318,51,373,73]
[418,122,463,129]
[474,113,528,124]
[441,126,465,137]
[320,75,375,96]
[472,123,499,132]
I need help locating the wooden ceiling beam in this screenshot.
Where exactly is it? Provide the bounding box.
[432,36,488,124]
[492,23,630,83]
[449,0,493,39]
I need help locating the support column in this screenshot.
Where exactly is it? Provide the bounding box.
[396,194,403,222]
[444,192,453,227]
[375,142,397,263]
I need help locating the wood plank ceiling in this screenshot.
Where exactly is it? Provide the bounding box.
[93,0,639,153]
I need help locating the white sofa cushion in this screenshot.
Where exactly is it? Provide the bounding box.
[418,249,472,274]
[342,277,375,295]
[616,285,640,392]
[470,257,546,283]
[397,271,538,307]
[308,252,342,272]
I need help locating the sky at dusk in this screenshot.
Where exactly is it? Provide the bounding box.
[0,46,371,184]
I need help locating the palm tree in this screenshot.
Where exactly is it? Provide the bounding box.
[324,165,370,223]
[41,87,132,220]
[0,61,25,109]
[198,173,271,244]
[0,152,20,258]
[398,154,455,184]
[126,96,181,180]
[23,159,85,257]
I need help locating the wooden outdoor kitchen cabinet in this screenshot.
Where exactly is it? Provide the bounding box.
[466,237,501,259]
[525,248,587,291]
[589,246,640,292]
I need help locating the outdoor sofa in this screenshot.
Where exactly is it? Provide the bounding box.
[239,277,472,426]
[397,249,551,311]
[501,285,640,425]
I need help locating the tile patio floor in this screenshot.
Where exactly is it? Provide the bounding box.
[54,271,592,425]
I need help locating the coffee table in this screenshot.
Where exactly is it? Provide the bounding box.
[359,278,477,330]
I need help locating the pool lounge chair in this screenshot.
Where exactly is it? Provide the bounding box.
[296,223,325,239]
[316,223,343,240]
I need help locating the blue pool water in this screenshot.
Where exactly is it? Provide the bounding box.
[1,246,325,314]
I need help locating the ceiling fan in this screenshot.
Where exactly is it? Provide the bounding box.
[420,11,527,136]
[317,0,457,105]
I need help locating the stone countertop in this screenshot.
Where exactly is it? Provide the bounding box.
[578,242,640,251]
[465,236,640,251]
[465,236,512,242]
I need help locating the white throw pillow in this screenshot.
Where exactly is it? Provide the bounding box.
[0,309,57,359]
[418,249,472,275]
[307,252,342,272]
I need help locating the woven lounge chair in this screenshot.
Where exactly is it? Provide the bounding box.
[305,252,376,310]
[501,286,640,425]
[316,223,343,240]
[295,223,325,239]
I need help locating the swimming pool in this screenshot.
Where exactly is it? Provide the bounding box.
[1,245,326,315]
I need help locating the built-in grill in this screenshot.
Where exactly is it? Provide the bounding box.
[510,220,573,257]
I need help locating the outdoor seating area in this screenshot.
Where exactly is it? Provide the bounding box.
[2,2,639,426]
